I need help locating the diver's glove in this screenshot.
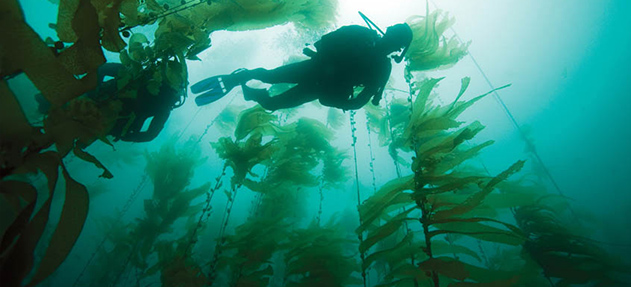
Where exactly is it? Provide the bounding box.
[303,47,317,58]
[371,96,381,106]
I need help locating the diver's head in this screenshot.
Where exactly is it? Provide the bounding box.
[379,23,413,63]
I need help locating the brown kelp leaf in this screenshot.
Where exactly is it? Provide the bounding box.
[446,84,511,120]
[0,197,53,287]
[360,208,415,253]
[358,176,414,234]
[0,0,98,106]
[0,81,41,172]
[234,106,278,141]
[56,0,80,42]
[212,135,276,188]
[362,232,417,271]
[405,12,469,72]
[0,153,60,286]
[386,264,429,283]
[444,77,471,115]
[432,241,482,262]
[432,140,494,175]
[430,219,525,246]
[414,176,485,198]
[165,57,187,91]
[154,31,196,56]
[19,151,61,194]
[448,276,519,287]
[432,217,523,236]
[57,0,106,75]
[409,78,443,125]
[0,81,32,143]
[72,146,113,178]
[119,0,141,26]
[321,149,350,188]
[461,259,523,283]
[419,257,469,281]
[0,181,37,254]
[415,121,484,160]
[186,33,211,60]
[433,160,525,221]
[43,98,111,157]
[93,0,127,52]
[26,166,89,286]
[128,33,149,62]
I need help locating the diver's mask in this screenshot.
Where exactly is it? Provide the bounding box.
[384,23,413,63]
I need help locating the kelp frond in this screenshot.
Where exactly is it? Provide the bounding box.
[516,203,630,286]
[284,220,360,287]
[405,10,469,72]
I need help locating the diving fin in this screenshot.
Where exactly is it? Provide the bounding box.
[195,89,226,106]
[191,75,222,94]
[191,69,248,106]
[191,75,234,107]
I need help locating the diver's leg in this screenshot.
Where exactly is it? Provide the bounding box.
[246,84,318,111]
[247,61,316,84]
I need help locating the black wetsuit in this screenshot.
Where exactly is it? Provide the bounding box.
[244,25,392,111]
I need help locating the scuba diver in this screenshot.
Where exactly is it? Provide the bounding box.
[94,63,184,142]
[191,22,413,111]
[36,62,185,142]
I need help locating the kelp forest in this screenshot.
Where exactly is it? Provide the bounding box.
[0,0,629,286]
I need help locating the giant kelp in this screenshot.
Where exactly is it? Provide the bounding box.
[355,71,630,287]
[208,105,353,287]
[356,77,528,287]
[81,139,210,287]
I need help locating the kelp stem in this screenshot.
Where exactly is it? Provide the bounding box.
[350,111,368,287]
[408,78,439,287]
[316,178,325,225]
[183,166,226,259]
[366,118,377,194]
[72,174,149,287]
[416,175,439,287]
[419,196,439,287]
[208,182,240,283]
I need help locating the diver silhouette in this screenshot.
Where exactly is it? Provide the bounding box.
[36,62,184,143]
[94,63,184,142]
[191,23,413,111]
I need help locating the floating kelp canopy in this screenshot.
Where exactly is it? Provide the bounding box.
[1,0,629,286]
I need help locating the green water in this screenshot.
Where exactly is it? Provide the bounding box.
[2,0,630,286]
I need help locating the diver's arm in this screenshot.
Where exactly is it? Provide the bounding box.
[338,61,391,110]
[121,111,169,142]
[371,61,392,106]
[335,87,374,110]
